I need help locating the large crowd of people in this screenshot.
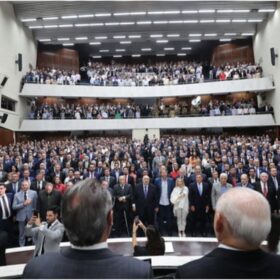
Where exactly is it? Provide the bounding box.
[27,99,273,120]
[23,60,263,87]
[1,133,280,251]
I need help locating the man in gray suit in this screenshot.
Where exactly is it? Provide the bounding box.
[25,207,64,257]
[23,179,152,279]
[12,181,37,247]
[211,173,232,211]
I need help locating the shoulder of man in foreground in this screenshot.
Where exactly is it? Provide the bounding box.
[23,250,153,279]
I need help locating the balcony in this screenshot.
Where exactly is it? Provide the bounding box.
[19,114,276,132]
[20,77,274,99]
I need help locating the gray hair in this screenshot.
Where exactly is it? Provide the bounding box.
[62,178,113,246]
[216,187,271,247]
[220,172,228,180]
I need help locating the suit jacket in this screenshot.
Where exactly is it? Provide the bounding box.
[269,176,280,211]
[113,184,133,211]
[100,176,116,189]
[0,193,13,232]
[30,180,47,193]
[176,247,280,279]
[254,181,276,212]
[12,190,38,222]
[211,182,232,210]
[23,247,152,279]
[236,183,254,189]
[189,182,210,213]
[154,177,174,206]
[25,219,64,256]
[6,181,20,195]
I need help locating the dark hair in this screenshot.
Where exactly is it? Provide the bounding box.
[267,214,280,253]
[62,178,113,246]
[145,225,165,256]
[47,206,59,215]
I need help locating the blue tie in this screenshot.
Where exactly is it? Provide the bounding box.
[144,185,148,198]
[198,184,202,196]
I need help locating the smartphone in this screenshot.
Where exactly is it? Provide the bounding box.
[134,216,140,225]
[33,210,39,217]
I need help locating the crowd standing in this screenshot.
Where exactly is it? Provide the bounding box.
[1,133,280,249]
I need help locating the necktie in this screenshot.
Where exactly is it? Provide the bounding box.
[13,183,17,193]
[1,196,11,219]
[198,184,202,196]
[263,183,268,197]
[273,177,278,191]
[144,185,148,198]
[24,192,27,200]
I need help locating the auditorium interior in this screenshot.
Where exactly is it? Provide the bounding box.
[0,0,280,278]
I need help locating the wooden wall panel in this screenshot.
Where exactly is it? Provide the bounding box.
[0,127,14,145]
[211,43,254,66]
[37,48,79,72]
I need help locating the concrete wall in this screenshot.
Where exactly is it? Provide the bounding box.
[253,2,280,124]
[0,2,37,130]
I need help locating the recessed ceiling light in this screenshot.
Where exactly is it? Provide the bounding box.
[248,19,263,22]
[89,42,101,45]
[141,48,152,51]
[177,53,187,56]
[148,11,164,15]
[163,11,180,14]
[63,43,74,46]
[59,24,73,28]
[44,25,58,28]
[224,33,237,36]
[99,49,109,52]
[220,38,232,42]
[181,47,192,50]
[169,20,184,24]
[75,37,88,40]
[216,19,231,23]
[29,26,43,29]
[58,38,70,41]
[39,39,51,42]
[91,23,104,26]
[182,10,198,14]
[184,20,199,23]
[232,19,247,23]
[234,10,250,13]
[61,15,77,19]
[119,22,135,25]
[95,36,107,39]
[120,41,131,44]
[156,54,165,56]
[92,56,102,58]
[21,18,36,22]
[167,34,180,37]
[130,12,146,16]
[189,39,201,42]
[114,12,130,16]
[258,9,275,13]
[115,49,126,52]
[153,21,168,24]
[150,34,163,38]
[95,13,111,17]
[113,55,122,58]
[128,35,141,38]
[200,20,215,23]
[204,33,217,37]
[242,32,254,36]
[113,35,126,39]
[137,21,152,25]
[105,22,119,26]
[164,47,174,50]
[132,54,141,57]
[217,9,233,13]
[43,17,58,21]
[78,14,94,18]
[189,34,202,37]
[156,40,169,43]
[75,23,90,27]
[199,9,215,13]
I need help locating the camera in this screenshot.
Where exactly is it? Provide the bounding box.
[33,210,39,217]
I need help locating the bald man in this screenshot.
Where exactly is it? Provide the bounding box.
[176,188,280,278]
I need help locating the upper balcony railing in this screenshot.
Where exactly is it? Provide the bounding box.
[20,77,275,99]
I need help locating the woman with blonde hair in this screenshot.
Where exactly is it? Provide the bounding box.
[171,177,189,237]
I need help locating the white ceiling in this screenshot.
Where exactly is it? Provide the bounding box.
[12,1,277,57]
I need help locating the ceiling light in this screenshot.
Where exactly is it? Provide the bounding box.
[199,9,215,13]
[234,10,250,13]
[63,43,74,46]
[169,20,184,24]
[164,47,174,51]
[148,11,164,15]
[167,34,180,37]
[248,19,263,22]
[29,26,43,29]
[150,34,163,38]
[95,13,111,17]
[92,56,102,58]
[39,39,51,42]
[120,41,131,44]
[114,35,126,39]
[90,23,104,26]
[156,54,165,56]
[75,37,88,40]
[216,19,231,23]
[105,22,119,26]
[137,21,152,25]
[114,12,130,16]
[99,50,109,52]
[184,20,198,23]
[177,53,187,56]
[75,23,90,27]
[217,9,233,13]
[115,49,125,52]
[141,48,152,51]
[131,12,146,16]
[119,22,135,25]
[204,33,217,37]
[95,36,107,39]
[181,47,192,50]
[189,34,202,37]
[89,42,101,45]
[113,55,122,58]
[78,14,94,18]
[132,54,141,57]
[58,38,70,41]
[59,24,73,28]
[220,38,232,42]
[61,15,77,19]
[128,35,141,38]
[163,11,180,14]
[153,21,168,24]
[21,18,36,22]
[43,17,58,21]
[224,33,237,36]
[44,25,58,28]
[189,39,201,42]
[200,20,215,23]
[232,19,247,23]
[242,32,254,36]
[258,9,275,13]
[156,40,169,43]
[182,10,198,14]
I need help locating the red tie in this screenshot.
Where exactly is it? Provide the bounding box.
[263,183,268,197]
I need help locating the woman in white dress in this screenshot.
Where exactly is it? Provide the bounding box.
[170,177,189,237]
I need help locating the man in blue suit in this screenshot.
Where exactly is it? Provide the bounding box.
[154,168,174,236]
[12,181,37,247]
[0,183,13,235]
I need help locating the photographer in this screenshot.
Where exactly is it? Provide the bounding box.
[132,217,165,256]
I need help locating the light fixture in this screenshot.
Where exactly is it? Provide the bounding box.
[114,35,126,39]
[44,25,58,28]
[199,9,215,13]
[119,22,135,25]
[148,11,164,15]
[115,49,126,52]
[114,12,130,16]
[220,38,232,42]
[225,33,237,36]
[189,39,201,42]
[43,17,58,21]
[156,54,165,56]
[132,54,141,57]
[177,53,187,56]
[167,34,180,37]
[189,34,202,37]
[242,32,254,36]
[163,11,180,14]
[130,12,146,16]
[150,34,163,38]
[248,19,263,22]
[91,23,104,26]
[156,40,169,43]
[63,43,74,46]
[99,49,109,52]
[200,20,215,23]
[120,41,132,44]
[216,19,231,23]
[95,36,107,39]
[153,21,168,24]
[204,33,217,37]
[78,14,94,18]
[182,10,198,14]
[29,26,43,29]
[137,21,152,25]
[75,37,88,40]
[89,42,101,45]
[232,19,247,23]
[75,23,90,27]
[105,22,119,26]
[258,9,275,13]
[181,47,192,50]
[92,56,102,58]
[21,18,36,22]
[95,13,111,17]
[217,9,233,13]
[39,39,51,42]
[234,10,250,13]
[113,55,122,58]
[184,20,198,23]
[164,47,174,50]
[58,38,70,41]
[59,24,73,28]
[169,20,184,24]
[128,35,141,38]
[141,48,152,51]
[61,15,77,19]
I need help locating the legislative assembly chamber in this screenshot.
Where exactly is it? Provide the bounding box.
[0,0,280,278]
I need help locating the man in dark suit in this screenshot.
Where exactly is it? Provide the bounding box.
[0,183,13,237]
[49,164,65,183]
[23,179,152,279]
[30,173,47,194]
[113,175,133,236]
[189,174,210,236]
[176,187,280,279]
[269,167,280,213]
[236,173,254,189]
[6,172,20,195]
[154,168,174,236]
[123,167,135,192]
[132,175,157,226]
[100,168,116,189]
[84,163,99,180]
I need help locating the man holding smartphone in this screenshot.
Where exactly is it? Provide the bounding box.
[25,206,64,257]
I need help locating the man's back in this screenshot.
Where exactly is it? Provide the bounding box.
[23,247,152,279]
[176,247,280,279]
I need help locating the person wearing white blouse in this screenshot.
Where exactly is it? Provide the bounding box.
[170,178,189,237]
